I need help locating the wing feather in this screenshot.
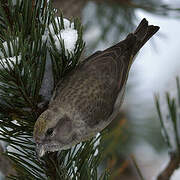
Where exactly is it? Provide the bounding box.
[49,35,135,128]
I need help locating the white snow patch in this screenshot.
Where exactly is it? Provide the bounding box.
[54,28,78,54]
[49,17,74,34]
[43,18,78,56]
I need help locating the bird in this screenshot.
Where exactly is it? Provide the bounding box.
[33,18,159,157]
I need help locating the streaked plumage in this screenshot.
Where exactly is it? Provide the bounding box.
[33,18,159,157]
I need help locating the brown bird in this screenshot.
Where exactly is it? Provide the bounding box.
[33,18,159,157]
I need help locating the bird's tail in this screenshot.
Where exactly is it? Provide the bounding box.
[103,18,159,58]
[132,18,159,56]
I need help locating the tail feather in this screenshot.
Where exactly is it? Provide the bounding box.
[133,18,160,55]
[103,18,159,57]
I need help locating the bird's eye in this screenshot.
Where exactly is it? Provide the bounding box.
[46,128,54,137]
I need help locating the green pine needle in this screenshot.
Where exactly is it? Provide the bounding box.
[0,1,108,179]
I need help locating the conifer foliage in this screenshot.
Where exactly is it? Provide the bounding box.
[0,1,108,179]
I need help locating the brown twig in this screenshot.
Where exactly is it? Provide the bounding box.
[157,152,180,180]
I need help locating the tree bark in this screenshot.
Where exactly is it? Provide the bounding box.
[157,153,180,180]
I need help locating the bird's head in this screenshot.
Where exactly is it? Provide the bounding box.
[33,108,78,157]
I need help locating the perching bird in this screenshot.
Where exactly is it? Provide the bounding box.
[33,18,159,157]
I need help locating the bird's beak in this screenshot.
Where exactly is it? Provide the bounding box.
[36,144,46,157]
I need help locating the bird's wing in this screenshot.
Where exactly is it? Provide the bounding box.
[49,18,159,131]
[49,34,136,130]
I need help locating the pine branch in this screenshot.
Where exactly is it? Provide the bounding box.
[0,1,108,179]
